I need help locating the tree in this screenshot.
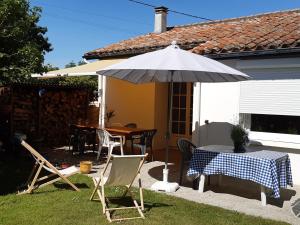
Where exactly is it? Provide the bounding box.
[0,0,52,85]
[78,60,87,66]
[61,60,97,90]
[45,63,59,71]
[65,61,77,68]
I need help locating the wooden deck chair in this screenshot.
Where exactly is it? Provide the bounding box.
[18,140,80,195]
[90,154,147,222]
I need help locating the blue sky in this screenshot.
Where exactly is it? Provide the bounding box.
[30,0,299,68]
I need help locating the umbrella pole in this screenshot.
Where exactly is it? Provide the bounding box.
[151,71,179,192]
[162,72,174,183]
[165,77,173,170]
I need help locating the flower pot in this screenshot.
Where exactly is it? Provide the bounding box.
[61,162,70,169]
[233,142,246,153]
[80,161,92,174]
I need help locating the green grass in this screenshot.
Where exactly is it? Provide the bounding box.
[0,155,290,225]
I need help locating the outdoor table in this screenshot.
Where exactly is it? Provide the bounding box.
[72,124,152,154]
[72,123,98,154]
[105,126,153,154]
[187,145,293,206]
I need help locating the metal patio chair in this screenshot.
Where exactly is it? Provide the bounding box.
[133,129,157,161]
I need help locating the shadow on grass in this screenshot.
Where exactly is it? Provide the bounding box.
[106,196,170,208]
[143,202,171,212]
[0,152,34,195]
[102,196,171,218]
[0,151,90,195]
[53,182,89,190]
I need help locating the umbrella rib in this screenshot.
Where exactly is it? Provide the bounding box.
[150,70,156,82]
[151,70,156,82]
[217,72,229,82]
[207,72,215,82]
[122,69,137,83]
[135,70,147,84]
[154,70,161,82]
[228,73,240,82]
[191,71,199,82]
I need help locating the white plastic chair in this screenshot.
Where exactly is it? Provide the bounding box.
[90,154,147,222]
[97,129,124,160]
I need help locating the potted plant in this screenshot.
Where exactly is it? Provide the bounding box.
[230,124,249,153]
[105,109,115,127]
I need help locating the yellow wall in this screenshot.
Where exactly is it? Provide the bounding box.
[106,77,155,128]
[105,77,168,150]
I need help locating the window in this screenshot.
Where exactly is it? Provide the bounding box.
[251,114,300,135]
[171,83,193,135]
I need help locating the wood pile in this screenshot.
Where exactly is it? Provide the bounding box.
[12,88,37,137]
[0,84,92,146]
[40,90,88,145]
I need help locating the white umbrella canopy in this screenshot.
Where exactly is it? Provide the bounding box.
[97,41,250,192]
[97,41,249,83]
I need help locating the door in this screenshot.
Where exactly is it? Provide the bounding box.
[170,83,193,147]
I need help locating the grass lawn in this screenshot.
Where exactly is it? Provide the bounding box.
[0,154,290,225]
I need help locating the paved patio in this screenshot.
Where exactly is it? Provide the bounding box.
[45,146,300,225]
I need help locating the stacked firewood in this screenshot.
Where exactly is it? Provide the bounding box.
[12,88,37,138]
[0,85,91,146]
[39,89,88,145]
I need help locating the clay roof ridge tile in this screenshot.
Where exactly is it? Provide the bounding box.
[173,8,300,29]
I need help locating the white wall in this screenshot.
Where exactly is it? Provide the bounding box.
[288,153,300,185]
[192,82,240,147]
[192,57,300,185]
[249,131,300,149]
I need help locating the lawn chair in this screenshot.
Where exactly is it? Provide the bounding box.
[90,154,147,222]
[18,140,80,195]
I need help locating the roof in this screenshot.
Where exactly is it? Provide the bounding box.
[84,9,300,59]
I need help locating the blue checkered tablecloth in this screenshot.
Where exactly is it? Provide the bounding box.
[187,148,293,198]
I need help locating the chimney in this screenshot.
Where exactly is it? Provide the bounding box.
[154,6,168,33]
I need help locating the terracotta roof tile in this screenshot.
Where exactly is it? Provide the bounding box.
[84,9,300,59]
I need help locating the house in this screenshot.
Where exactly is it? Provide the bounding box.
[83,7,300,183]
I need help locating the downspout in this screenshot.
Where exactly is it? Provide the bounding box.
[98,75,106,128]
[192,82,201,146]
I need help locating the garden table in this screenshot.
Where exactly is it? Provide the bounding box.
[105,126,153,154]
[187,145,293,206]
[72,124,152,154]
[71,124,97,154]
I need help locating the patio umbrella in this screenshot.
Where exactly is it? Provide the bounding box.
[97,41,250,192]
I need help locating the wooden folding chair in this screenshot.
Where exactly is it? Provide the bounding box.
[90,154,147,222]
[18,140,80,195]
